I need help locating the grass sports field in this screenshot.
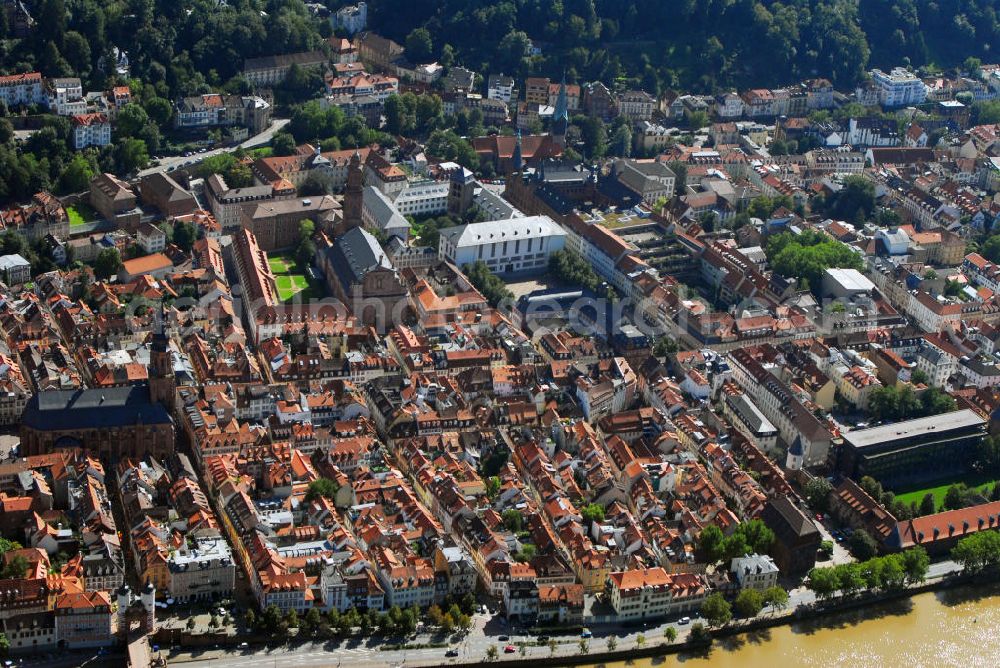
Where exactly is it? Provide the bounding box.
[268,253,320,302]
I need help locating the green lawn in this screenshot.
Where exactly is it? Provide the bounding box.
[269,253,321,302]
[268,255,295,274]
[66,203,98,227]
[892,472,1000,509]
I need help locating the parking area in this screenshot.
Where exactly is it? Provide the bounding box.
[813,513,855,565]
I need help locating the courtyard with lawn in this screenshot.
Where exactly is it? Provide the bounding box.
[268,253,322,302]
[892,472,1000,511]
[66,203,98,228]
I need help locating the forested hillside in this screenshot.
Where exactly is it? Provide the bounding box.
[368,0,1000,90]
[0,0,328,98]
[3,1,997,100]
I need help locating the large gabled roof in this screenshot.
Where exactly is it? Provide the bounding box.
[22,386,172,432]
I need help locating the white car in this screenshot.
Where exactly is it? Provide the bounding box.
[678,616,691,625]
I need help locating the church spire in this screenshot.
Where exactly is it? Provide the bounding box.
[554,73,569,123]
[552,73,568,147]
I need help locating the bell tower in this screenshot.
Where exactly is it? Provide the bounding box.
[339,149,364,236]
[149,329,175,410]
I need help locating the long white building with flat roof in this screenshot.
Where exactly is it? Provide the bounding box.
[393,181,448,217]
[870,67,927,108]
[439,215,566,275]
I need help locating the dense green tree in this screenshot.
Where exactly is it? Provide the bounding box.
[807,566,840,599]
[748,195,794,220]
[144,97,174,128]
[700,593,732,627]
[696,524,725,564]
[501,509,524,532]
[196,154,243,183]
[549,249,601,292]
[900,546,930,584]
[765,229,864,295]
[0,555,27,579]
[115,138,149,173]
[804,478,833,513]
[689,622,711,645]
[272,132,298,157]
[173,220,197,252]
[116,104,150,138]
[62,31,92,76]
[463,261,512,307]
[261,604,284,635]
[919,493,937,516]
[763,586,789,612]
[93,247,123,280]
[58,153,95,194]
[819,176,876,223]
[867,385,955,423]
[609,124,632,158]
[405,28,434,63]
[576,116,607,160]
[427,130,478,169]
[973,100,1000,125]
[952,530,1000,573]
[305,478,340,502]
[580,503,605,524]
[733,588,764,618]
[848,529,878,561]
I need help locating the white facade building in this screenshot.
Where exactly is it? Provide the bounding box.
[0,71,47,108]
[731,554,780,591]
[393,182,449,217]
[870,67,927,107]
[333,2,367,35]
[47,78,86,115]
[167,537,236,602]
[438,216,567,275]
[488,74,516,103]
[71,114,112,149]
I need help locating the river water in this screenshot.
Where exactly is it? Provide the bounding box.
[591,584,1000,668]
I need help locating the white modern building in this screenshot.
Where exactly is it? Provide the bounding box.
[71,113,112,149]
[0,71,47,108]
[47,77,86,115]
[438,215,566,275]
[870,67,927,108]
[0,254,31,285]
[332,2,367,35]
[393,181,449,217]
[488,73,516,103]
[167,536,236,603]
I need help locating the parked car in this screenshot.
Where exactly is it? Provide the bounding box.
[504,645,516,653]
[678,616,691,625]
[537,635,550,643]
[445,649,459,657]
[580,628,592,638]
